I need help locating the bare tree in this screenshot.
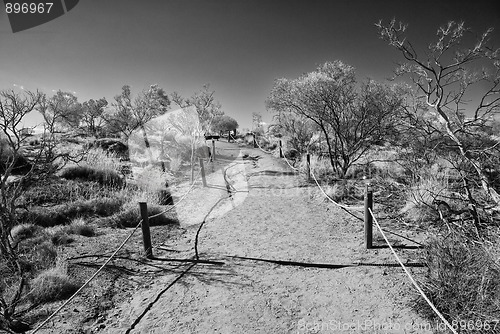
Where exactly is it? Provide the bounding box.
[42,91,82,132]
[0,89,81,332]
[377,19,500,207]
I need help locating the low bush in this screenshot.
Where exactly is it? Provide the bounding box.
[60,165,123,188]
[322,180,360,202]
[17,240,57,273]
[67,218,96,237]
[20,179,116,206]
[46,226,74,245]
[299,154,333,181]
[19,197,125,227]
[29,266,79,304]
[414,234,500,333]
[10,223,42,244]
[400,166,453,224]
[101,203,179,228]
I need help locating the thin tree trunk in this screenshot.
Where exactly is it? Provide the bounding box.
[318,122,337,176]
[442,118,500,208]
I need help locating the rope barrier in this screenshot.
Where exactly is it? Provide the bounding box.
[282,154,299,171]
[31,220,144,333]
[309,166,365,222]
[307,160,424,246]
[31,166,205,332]
[381,229,424,247]
[253,134,278,155]
[368,208,458,334]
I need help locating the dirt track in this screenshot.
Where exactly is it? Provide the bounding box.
[100,141,434,334]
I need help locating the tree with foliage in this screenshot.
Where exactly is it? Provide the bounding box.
[171,84,224,132]
[0,89,81,332]
[267,60,403,177]
[211,115,239,136]
[377,19,500,208]
[41,91,82,131]
[105,84,170,140]
[80,98,108,137]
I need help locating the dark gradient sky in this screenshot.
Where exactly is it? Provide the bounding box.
[1,0,499,129]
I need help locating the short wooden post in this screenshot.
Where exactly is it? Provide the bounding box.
[279,140,283,158]
[364,186,373,249]
[139,202,153,258]
[212,139,216,161]
[199,158,207,187]
[253,133,257,148]
[222,169,231,195]
[306,153,311,181]
[200,158,207,187]
[206,146,211,162]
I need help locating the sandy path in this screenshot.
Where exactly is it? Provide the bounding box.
[102,142,433,334]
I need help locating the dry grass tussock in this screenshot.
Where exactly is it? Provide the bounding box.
[59,148,124,187]
[414,232,500,333]
[299,154,332,180]
[400,164,454,224]
[29,261,79,304]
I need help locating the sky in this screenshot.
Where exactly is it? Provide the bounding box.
[1,0,499,130]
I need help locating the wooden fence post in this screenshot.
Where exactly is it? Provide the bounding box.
[279,140,283,158]
[199,158,207,187]
[212,139,216,161]
[139,202,153,258]
[364,186,373,249]
[306,153,311,181]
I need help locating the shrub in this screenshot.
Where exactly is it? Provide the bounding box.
[104,203,179,228]
[414,235,500,332]
[10,223,42,244]
[299,154,333,180]
[169,154,183,173]
[19,241,58,272]
[67,218,96,237]
[19,197,125,227]
[400,167,452,224]
[60,165,123,188]
[322,180,360,202]
[47,226,74,246]
[19,179,117,206]
[29,266,79,304]
[84,147,123,171]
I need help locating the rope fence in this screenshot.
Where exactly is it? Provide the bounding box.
[32,136,454,333]
[30,166,205,333]
[303,157,456,331]
[368,208,458,334]
[31,220,144,333]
